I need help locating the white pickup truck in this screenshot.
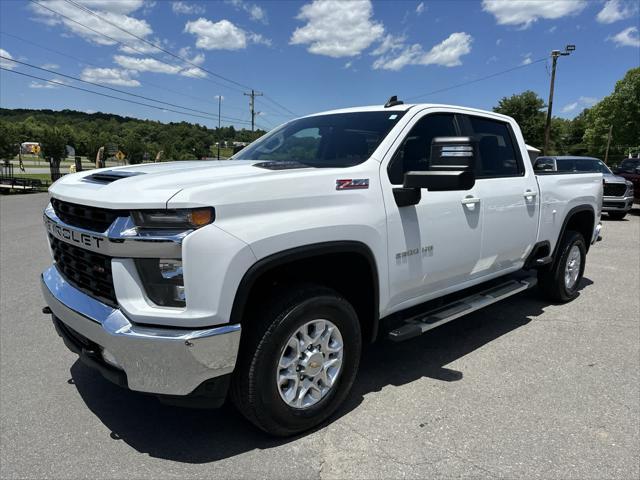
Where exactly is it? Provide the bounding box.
[41,98,603,436]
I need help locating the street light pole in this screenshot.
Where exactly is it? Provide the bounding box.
[543,45,575,155]
[216,95,222,160]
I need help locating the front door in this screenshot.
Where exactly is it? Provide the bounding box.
[381,110,483,312]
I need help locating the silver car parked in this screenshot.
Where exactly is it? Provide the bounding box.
[534,156,634,220]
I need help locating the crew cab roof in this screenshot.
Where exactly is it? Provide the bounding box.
[304,103,515,123]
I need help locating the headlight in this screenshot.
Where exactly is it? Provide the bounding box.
[135,258,185,307]
[131,207,215,230]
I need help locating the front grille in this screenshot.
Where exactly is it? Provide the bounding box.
[49,235,117,306]
[603,183,627,197]
[51,198,126,232]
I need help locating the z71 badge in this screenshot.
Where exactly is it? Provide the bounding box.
[336,179,369,190]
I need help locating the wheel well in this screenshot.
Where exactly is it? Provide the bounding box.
[563,208,595,252]
[232,246,379,343]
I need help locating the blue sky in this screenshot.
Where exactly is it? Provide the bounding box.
[0,0,638,130]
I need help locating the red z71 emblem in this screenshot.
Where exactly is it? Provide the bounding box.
[336,179,369,190]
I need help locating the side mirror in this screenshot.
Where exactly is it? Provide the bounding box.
[402,137,476,192]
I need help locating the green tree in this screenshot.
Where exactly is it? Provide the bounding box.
[493,90,546,149]
[0,120,19,160]
[41,126,68,162]
[584,67,640,162]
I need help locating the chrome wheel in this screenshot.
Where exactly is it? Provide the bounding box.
[276,319,344,409]
[564,245,582,289]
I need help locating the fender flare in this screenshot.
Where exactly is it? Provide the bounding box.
[230,241,380,342]
[553,205,596,258]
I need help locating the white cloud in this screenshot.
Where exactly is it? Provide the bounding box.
[496,38,502,46]
[41,63,60,70]
[373,32,472,71]
[416,2,425,15]
[0,48,16,69]
[180,67,207,78]
[521,52,533,65]
[80,67,140,86]
[482,0,587,28]
[185,18,268,50]
[113,55,181,74]
[596,0,639,24]
[561,96,599,113]
[171,1,205,15]
[421,32,473,66]
[227,0,268,24]
[371,34,406,56]
[30,0,154,51]
[609,26,640,47]
[29,77,69,89]
[291,0,384,58]
[561,102,579,113]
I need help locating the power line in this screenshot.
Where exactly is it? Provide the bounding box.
[0,55,250,124]
[262,94,298,117]
[28,0,245,94]
[406,57,547,101]
[61,0,255,92]
[0,31,247,114]
[60,0,298,120]
[0,67,253,125]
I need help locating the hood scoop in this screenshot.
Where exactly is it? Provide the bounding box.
[253,161,310,171]
[84,170,146,184]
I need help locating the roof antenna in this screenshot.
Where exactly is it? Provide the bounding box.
[384,95,404,108]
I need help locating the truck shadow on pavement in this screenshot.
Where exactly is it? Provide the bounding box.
[69,278,593,463]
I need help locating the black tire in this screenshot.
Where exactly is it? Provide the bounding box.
[608,211,627,220]
[538,230,586,302]
[231,285,361,436]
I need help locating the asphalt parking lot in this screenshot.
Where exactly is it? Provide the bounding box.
[1,192,639,479]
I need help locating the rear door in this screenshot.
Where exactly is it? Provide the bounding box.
[460,114,540,276]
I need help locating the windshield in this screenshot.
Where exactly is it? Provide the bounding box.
[620,159,640,172]
[232,111,406,167]
[574,158,611,173]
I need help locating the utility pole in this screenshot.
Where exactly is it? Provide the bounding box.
[544,44,575,155]
[216,95,222,160]
[604,125,613,164]
[244,89,263,132]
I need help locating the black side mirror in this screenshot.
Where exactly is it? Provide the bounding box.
[403,137,476,192]
[534,160,555,172]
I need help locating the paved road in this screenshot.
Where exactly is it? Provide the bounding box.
[1,193,639,479]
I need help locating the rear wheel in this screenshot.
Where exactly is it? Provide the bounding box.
[538,230,586,302]
[231,285,361,436]
[608,211,627,220]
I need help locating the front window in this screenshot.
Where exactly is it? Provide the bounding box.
[574,158,611,173]
[233,111,406,167]
[620,159,640,173]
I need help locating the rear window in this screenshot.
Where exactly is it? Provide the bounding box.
[556,159,574,172]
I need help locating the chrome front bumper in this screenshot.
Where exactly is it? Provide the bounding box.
[41,265,241,396]
[602,195,634,212]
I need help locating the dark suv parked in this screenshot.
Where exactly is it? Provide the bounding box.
[534,156,634,219]
[614,158,640,205]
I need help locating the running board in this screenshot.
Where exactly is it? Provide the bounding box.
[388,276,537,342]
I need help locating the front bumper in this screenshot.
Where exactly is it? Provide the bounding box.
[41,265,241,396]
[602,195,634,212]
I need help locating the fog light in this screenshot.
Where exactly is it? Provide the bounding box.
[102,348,122,369]
[135,258,186,307]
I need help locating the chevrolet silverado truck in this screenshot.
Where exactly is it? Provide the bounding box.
[41,99,603,436]
[534,156,633,219]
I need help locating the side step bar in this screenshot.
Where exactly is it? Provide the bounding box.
[388,276,537,342]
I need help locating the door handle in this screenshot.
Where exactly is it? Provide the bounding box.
[523,190,538,198]
[461,196,481,205]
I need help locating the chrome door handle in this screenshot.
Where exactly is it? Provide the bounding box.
[461,196,481,205]
[523,190,538,198]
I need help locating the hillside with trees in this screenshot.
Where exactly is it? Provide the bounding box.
[0,109,266,163]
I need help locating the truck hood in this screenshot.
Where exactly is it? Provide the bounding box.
[48,160,313,209]
[603,173,629,184]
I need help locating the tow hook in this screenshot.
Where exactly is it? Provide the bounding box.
[42,306,52,314]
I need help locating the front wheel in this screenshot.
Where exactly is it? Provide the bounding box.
[231,285,362,436]
[538,230,586,302]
